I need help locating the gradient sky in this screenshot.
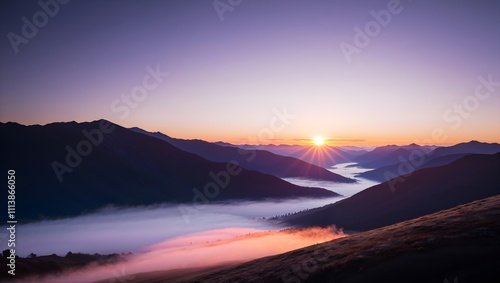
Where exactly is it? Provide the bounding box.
[1,0,499,146]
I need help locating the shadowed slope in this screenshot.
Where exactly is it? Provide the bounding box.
[285,153,500,231]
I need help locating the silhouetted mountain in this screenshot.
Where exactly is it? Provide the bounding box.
[358,141,500,182]
[430,140,500,158]
[284,153,500,231]
[236,144,356,168]
[336,146,369,157]
[130,128,355,183]
[358,153,469,182]
[360,148,412,168]
[125,195,500,283]
[352,144,401,164]
[0,120,338,221]
[353,144,434,168]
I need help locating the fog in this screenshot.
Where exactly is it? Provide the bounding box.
[17,227,344,283]
[6,163,376,282]
[13,197,344,257]
[284,162,380,197]
[6,163,376,258]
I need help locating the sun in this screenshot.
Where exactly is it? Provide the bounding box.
[313,136,325,146]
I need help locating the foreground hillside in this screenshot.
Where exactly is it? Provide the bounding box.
[163,195,500,283]
[285,153,500,231]
[0,120,337,221]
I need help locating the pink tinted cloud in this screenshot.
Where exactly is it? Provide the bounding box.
[21,226,344,283]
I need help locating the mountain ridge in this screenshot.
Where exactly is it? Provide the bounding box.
[284,152,500,231]
[0,120,339,221]
[130,127,356,183]
[357,140,500,182]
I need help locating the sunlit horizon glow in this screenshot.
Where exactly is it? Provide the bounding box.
[314,136,326,146]
[5,118,496,147]
[1,1,499,146]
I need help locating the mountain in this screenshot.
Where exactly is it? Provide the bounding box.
[0,120,338,221]
[357,153,469,182]
[171,195,500,283]
[430,140,500,158]
[236,144,357,168]
[352,143,435,169]
[335,146,369,157]
[130,128,355,183]
[284,153,500,231]
[357,141,500,182]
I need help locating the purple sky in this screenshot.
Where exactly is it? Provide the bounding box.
[1,0,499,145]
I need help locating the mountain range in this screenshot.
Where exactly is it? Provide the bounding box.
[1,118,499,282]
[357,141,500,182]
[0,120,338,221]
[351,143,436,169]
[130,128,355,183]
[236,144,361,167]
[284,152,500,231]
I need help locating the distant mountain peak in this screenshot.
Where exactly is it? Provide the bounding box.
[406,143,420,147]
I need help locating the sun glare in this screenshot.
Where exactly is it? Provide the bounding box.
[313,136,325,146]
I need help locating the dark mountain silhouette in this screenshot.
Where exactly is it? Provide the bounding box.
[165,195,500,283]
[360,148,412,168]
[130,128,355,183]
[0,120,338,221]
[284,153,500,231]
[358,141,500,182]
[358,153,469,182]
[430,140,500,158]
[336,147,369,157]
[353,143,434,169]
[352,144,404,163]
[236,144,357,168]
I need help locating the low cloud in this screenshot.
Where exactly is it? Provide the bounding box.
[12,198,343,257]
[17,227,344,283]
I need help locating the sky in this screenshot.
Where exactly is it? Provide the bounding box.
[1,0,499,146]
